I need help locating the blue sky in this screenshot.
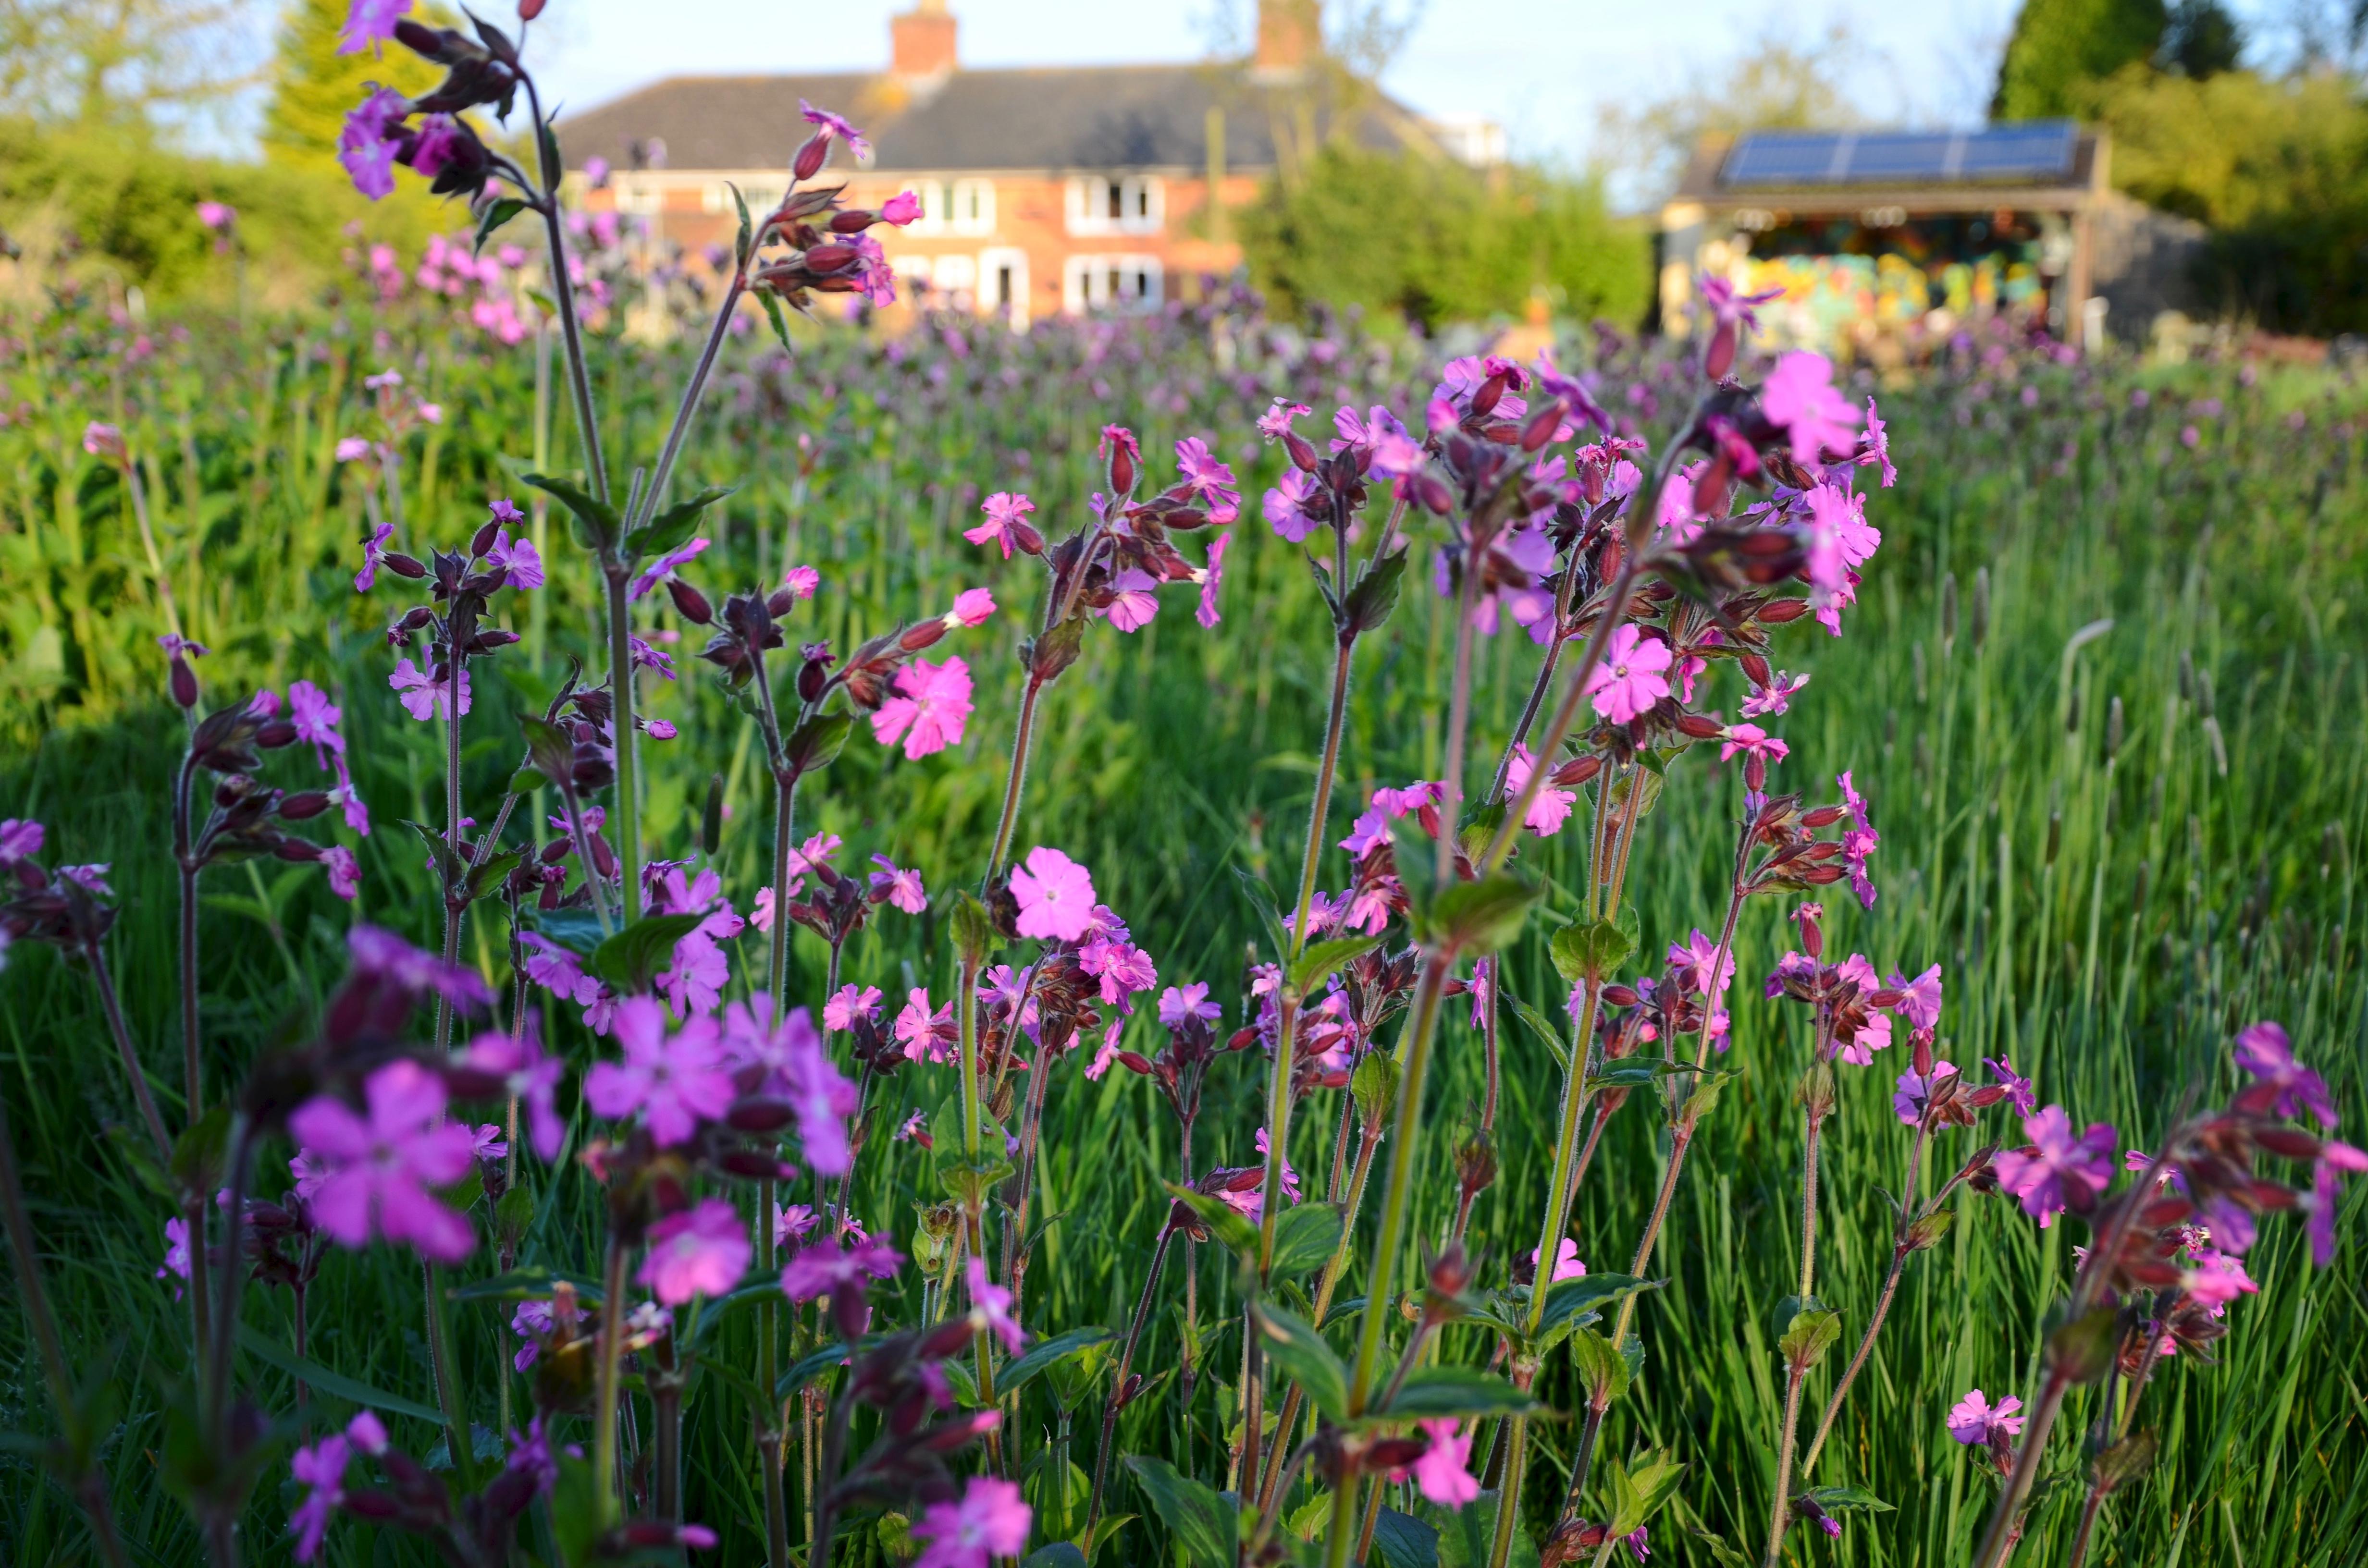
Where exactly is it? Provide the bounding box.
[525,0,2025,178]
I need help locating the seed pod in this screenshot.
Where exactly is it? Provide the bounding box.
[1970,566,1989,651]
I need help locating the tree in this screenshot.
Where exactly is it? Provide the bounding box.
[261,0,444,169]
[0,0,259,127]
[2157,0,2244,78]
[1993,0,2167,119]
[1592,26,1865,208]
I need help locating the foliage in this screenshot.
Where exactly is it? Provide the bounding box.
[1995,0,2169,119]
[1237,144,1648,330]
[260,0,452,174]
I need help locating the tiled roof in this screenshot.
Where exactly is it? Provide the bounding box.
[555,64,1439,174]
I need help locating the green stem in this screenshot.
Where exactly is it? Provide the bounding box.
[593,1234,629,1524]
[425,1260,477,1491]
[983,673,1047,884]
[603,565,642,922]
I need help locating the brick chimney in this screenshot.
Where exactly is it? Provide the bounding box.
[1254,0,1319,73]
[891,0,958,79]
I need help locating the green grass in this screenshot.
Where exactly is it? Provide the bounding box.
[2,298,2364,1567]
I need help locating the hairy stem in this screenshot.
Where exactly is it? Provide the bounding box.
[1800,1120,1933,1477]
[526,76,608,504]
[602,564,643,922]
[593,1233,630,1525]
[983,673,1047,885]
[1084,1225,1176,1542]
[85,945,171,1163]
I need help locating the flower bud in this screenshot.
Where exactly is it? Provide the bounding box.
[169,653,199,709]
[1519,404,1563,452]
[792,135,828,181]
[827,209,876,233]
[665,577,714,625]
[1800,805,1847,829]
[725,1096,797,1133]
[1471,371,1509,418]
[279,791,331,820]
[518,0,545,16]
[1283,430,1320,473]
[1739,651,1771,685]
[256,720,299,749]
[470,517,501,559]
[898,619,948,653]
[802,243,858,272]
[270,836,321,862]
[385,551,429,580]
[1676,712,1724,739]
[1704,318,1738,382]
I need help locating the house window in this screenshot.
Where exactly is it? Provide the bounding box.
[907,181,950,233]
[1061,254,1163,314]
[978,245,1030,329]
[1064,176,1163,235]
[703,181,782,217]
[949,179,996,235]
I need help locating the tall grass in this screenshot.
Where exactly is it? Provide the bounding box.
[2,297,2363,1566]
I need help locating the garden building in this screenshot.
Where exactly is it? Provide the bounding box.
[556,0,1486,328]
[1656,122,2205,361]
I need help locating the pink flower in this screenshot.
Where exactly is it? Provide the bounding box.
[389,657,469,722]
[1530,1237,1586,1283]
[288,680,345,768]
[659,930,731,1017]
[630,637,677,680]
[870,655,974,760]
[965,1255,1027,1353]
[1502,744,1575,835]
[286,1059,477,1262]
[1582,623,1672,723]
[321,845,361,900]
[1412,1419,1480,1509]
[337,0,410,55]
[1946,1389,2025,1445]
[869,855,927,914]
[583,999,736,1147]
[0,817,44,863]
[1838,770,1878,909]
[1101,566,1160,632]
[464,1028,566,1161]
[945,588,997,627]
[1173,436,1240,521]
[779,1234,904,1301]
[638,1199,752,1306]
[1994,1106,2117,1227]
[1984,1054,2036,1116]
[1889,964,1943,1032]
[158,1216,191,1296]
[775,1203,818,1247]
[2181,1249,2257,1310]
[1742,670,1809,717]
[1717,723,1788,764]
[1760,352,1861,464]
[1257,398,1311,440]
[894,988,958,1063]
[781,564,821,599]
[287,1431,351,1560]
[911,1474,1031,1568]
[196,199,235,232]
[1667,930,1735,997]
[966,492,1037,559]
[1159,983,1221,1027]
[1196,530,1231,629]
[1263,468,1322,543]
[799,99,872,162]
[880,189,921,225]
[825,983,882,1031]
[338,88,407,201]
[1011,846,1096,941]
[486,526,543,589]
[1893,1059,1956,1125]
[1803,483,1880,633]
[1860,398,1896,486]
[2232,1021,2335,1127]
[81,421,126,463]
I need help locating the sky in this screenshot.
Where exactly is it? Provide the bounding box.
[524,0,2027,179]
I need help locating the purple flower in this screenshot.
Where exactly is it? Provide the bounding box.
[1173,435,1240,520]
[486,526,543,590]
[628,538,710,601]
[2233,1021,2336,1127]
[584,999,737,1147]
[869,855,927,914]
[629,636,677,680]
[965,1255,1027,1353]
[911,1474,1031,1568]
[1838,770,1878,909]
[321,845,361,900]
[825,983,882,1031]
[1667,929,1736,997]
[347,923,492,1009]
[1263,467,1323,543]
[158,1216,191,1296]
[965,491,1036,558]
[337,0,409,54]
[1413,1418,1480,1509]
[59,862,112,897]
[1760,352,1861,465]
[287,1432,350,1561]
[1993,1105,2117,1227]
[1196,529,1232,629]
[502,1414,559,1495]
[288,680,345,769]
[1889,963,1942,1032]
[1159,982,1221,1028]
[0,818,44,863]
[1946,1389,2024,1445]
[779,1234,904,1301]
[285,1059,477,1262]
[798,99,872,162]
[1011,845,1096,942]
[355,521,395,592]
[1860,398,1896,487]
[1893,1059,1955,1125]
[338,88,407,201]
[639,1198,753,1306]
[1258,398,1311,440]
[1741,670,1810,717]
[1984,1054,2036,1116]
[2312,1141,2365,1266]
[389,657,469,722]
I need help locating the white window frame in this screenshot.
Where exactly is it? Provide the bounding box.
[907,180,950,234]
[1064,175,1164,236]
[703,180,783,216]
[931,253,978,299]
[978,245,1030,329]
[1061,253,1164,314]
[949,178,996,235]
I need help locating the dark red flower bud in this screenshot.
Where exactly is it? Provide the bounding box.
[1552,754,1603,787]
[1868,988,1906,1010]
[1704,318,1739,382]
[518,0,545,18]
[827,209,877,233]
[279,791,331,820]
[470,517,501,558]
[270,836,321,862]
[1603,984,1640,1007]
[1365,1437,1428,1473]
[802,243,857,271]
[1470,371,1509,418]
[1739,651,1772,685]
[1519,403,1563,452]
[665,577,714,625]
[1414,473,1455,514]
[1758,597,1811,624]
[385,552,429,579]
[1676,712,1725,739]
[1283,430,1320,473]
[1108,444,1137,495]
[792,134,828,181]
[169,654,199,709]
[1912,1032,1934,1075]
[899,619,948,653]
[1800,805,1848,828]
[256,721,299,749]
[725,1096,797,1133]
[1115,1051,1154,1075]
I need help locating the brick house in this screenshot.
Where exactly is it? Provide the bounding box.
[555,0,1473,328]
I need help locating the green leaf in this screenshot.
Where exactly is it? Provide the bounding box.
[1378,1365,1542,1420]
[2047,1302,2121,1384]
[234,1323,445,1423]
[1342,546,1409,636]
[760,291,799,358]
[1024,614,1087,684]
[447,1264,607,1304]
[518,712,573,786]
[523,471,620,553]
[1426,1492,1537,1568]
[1023,1546,1088,1568]
[1372,1508,1441,1568]
[1603,1447,1686,1537]
[1549,909,1636,984]
[1801,1484,1895,1516]
[778,1338,859,1400]
[728,182,754,270]
[1075,1512,1135,1566]
[588,912,704,993]
[627,483,736,564]
[472,196,528,256]
[1350,1049,1401,1128]
[1165,1182,1259,1257]
[1566,1327,1632,1403]
[1254,1302,1349,1421]
[1268,1201,1344,1280]
[1125,1455,1237,1568]
[1504,995,1570,1072]
[952,891,996,967]
[1001,1326,1116,1397]
[1232,867,1291,966]
[526,905,607,956]
[785,710,852,776]
[1427,873,1542,955]
[1538,1274,1659,1335]
[465,847,523,901]
[170,1103,232,1194]
[1778,1308,1843,1371]
[1288,935,1381,998]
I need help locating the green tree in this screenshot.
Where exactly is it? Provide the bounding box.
[261,0,445,169]
[1994,0,2167,119]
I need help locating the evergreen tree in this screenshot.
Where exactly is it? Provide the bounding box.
[1993,0,2167,119]
[260,0,444,168]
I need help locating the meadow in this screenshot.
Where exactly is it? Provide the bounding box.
[1,265,2364,1568]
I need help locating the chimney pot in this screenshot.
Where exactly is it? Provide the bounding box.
[892,0,959,79]
[1254,0,1319,74]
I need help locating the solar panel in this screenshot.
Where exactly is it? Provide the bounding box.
[1719,121,2079,188]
